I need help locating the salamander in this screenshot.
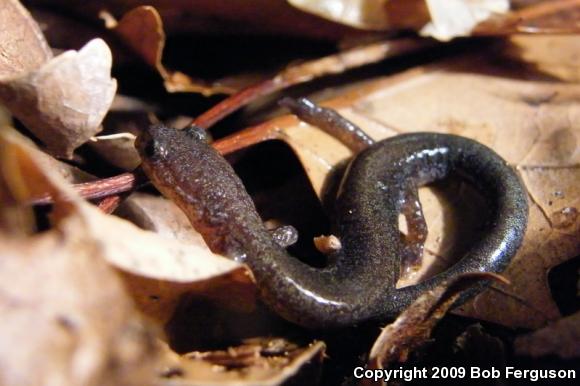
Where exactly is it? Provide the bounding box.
[135,106,528,329]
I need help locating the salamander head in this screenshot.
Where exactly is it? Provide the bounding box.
[135,124,210,162]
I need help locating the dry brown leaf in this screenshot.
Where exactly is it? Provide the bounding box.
[156,338,325,386]
[0,0,52,78]
[217,54,580,329]
[108,6,247,95]
[0,37,117,158]
[0,127,252,325]
[363,273,505,386]
[514,311,580,359]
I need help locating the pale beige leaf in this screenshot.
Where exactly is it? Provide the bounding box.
[0,39,117,158]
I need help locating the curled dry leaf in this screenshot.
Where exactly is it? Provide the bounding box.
[0,36,117,158]
[363,273,506,386]
[514,311,580,359]
[216,54,580,329]
[108,6,243,95]
[0,127,252,325]
[156,338,325,386]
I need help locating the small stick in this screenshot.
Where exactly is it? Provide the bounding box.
[30,170,144,205]
[96,195,122,214]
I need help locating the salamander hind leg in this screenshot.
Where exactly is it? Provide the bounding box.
[399,185,428,277]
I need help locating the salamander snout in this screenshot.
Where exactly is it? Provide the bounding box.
[135,125,158,159]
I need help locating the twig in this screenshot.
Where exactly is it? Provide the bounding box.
[31,171,144,205]
[96,195,123,214]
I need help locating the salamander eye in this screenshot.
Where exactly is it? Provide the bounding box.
[184,125,211,143]
[143,140,156,158]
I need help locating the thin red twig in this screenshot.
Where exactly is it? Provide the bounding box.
[31,172,142,205]
[192,38,431,129]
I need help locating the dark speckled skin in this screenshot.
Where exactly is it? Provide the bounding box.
[136,125,528,329]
